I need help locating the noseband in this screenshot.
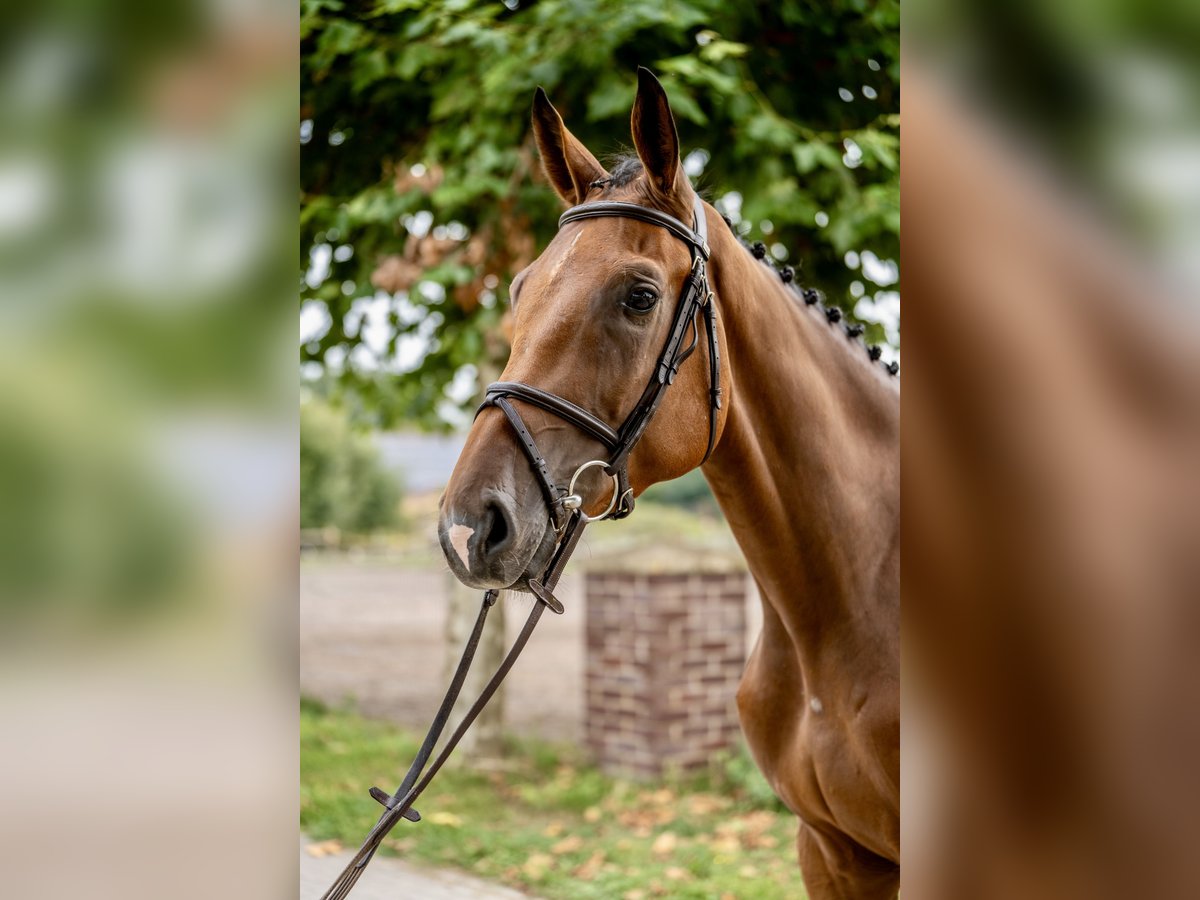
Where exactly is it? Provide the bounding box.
[478,192,721,527]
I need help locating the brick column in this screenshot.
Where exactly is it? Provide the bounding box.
[584,560,747,780]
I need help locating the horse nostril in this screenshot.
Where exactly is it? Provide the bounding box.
[482,501,511,559]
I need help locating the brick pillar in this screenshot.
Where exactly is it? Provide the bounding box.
[585,567,747,779]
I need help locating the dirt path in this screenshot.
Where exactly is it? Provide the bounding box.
[301,836,538,900]
[300,560,586,741]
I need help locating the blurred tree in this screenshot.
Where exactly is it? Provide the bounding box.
[301,0,899,428]
[0,359,195,630]
[300,399,403,534]
[639,468,721,515]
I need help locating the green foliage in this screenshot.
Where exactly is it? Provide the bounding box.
[302,0,900,428]
[301,700,804,898]
[300,399,402,533]
[638,468,721,515]
[704,747,790,813]
[0,361,196,629]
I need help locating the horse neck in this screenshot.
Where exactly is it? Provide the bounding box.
[701,217,900,657]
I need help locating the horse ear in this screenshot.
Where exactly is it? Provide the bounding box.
[531,87,607,206]
[631,67,685,199]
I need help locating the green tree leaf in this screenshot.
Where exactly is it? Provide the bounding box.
[301,0,900,429]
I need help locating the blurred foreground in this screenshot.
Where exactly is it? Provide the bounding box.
[0,2,296,898]
[902,9,1200,898]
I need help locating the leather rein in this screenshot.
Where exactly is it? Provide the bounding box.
[320,193,719,900]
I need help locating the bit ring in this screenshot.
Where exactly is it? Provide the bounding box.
[563,460,620,523]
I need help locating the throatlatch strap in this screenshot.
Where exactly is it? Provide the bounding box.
[701,295,721,463]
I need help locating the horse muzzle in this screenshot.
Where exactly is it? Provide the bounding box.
[438,488,556,590]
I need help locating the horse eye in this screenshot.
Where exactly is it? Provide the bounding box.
[625,288,659,314]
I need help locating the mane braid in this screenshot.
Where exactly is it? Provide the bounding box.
[718,214,898,378]
[588,172,897,377]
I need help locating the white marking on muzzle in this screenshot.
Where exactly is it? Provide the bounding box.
[448,523,474,568]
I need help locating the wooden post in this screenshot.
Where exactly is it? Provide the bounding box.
[443,574,505,758]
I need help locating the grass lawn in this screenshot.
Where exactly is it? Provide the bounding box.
[301,698,806,899]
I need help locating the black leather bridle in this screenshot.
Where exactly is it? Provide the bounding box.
[320,192,721,900]
[479,191,721,527]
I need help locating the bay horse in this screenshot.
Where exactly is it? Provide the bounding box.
[439,69,900,899]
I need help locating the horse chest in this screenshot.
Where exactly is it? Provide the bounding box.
[737,637,899,862]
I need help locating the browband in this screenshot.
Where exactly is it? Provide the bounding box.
[559,200,710,260]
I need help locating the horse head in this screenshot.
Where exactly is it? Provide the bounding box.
[438,69,729,590]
